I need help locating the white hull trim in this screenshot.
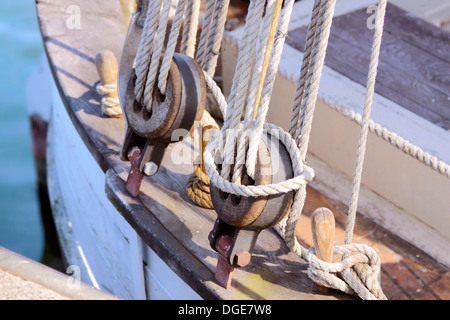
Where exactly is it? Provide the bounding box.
[46,76,201,300]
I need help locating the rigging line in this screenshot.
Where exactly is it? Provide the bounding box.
[344,0,387,248]
[253,0,284,120]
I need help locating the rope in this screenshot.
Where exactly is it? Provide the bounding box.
[181,0,232,209]
[134,0,189,112]
[185,105,220,209]
[276,0,337,266]
[329,103,450,179]
[201,0,388,300]
[96,83,122,117]
[344,0,387,248]
[186,163,214,209]
[306,244,387,300]
[180,0,200,58]
[131,0,390,300]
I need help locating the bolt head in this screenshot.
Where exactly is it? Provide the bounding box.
[143,162,158,176]
[234,250,251,267]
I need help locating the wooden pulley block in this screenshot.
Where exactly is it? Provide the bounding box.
[208,132,295,288]
[118,6,206,197]
[121,53,206,148]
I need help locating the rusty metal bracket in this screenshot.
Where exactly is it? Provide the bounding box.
[208,131,295,289]
[209,218,257,289]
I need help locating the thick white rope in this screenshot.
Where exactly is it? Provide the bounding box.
[180,0,200,58]
[195,0,218,67]
[141,0,172,112]
[96,83,122,117]
[245,0,296,179]
[231,0,282,184]
[202,0,231,76]
[135,0,163,105]
[158,0,188,94]
[291,0,336,159]
[306,244,387,300]
[204,123,315,197]
[275,0,337,267]
[329,104,450,179]
[136,0,230,116]
[344,0,387,248]
[195,0,231,76]
[220,0,274,182]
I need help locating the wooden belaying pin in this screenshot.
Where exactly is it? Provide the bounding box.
[311,207,335,293]
[96,50,119,99]
[95,50,122,118]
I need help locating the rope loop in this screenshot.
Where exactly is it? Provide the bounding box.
[186,163,214,209]
[204,122,315,198]
[96,83,122,117]
[306,244,387,300]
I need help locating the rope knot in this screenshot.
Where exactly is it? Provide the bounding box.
[204,123,315,198]
[96,83,122,117]
[306,244,387,300]
[186,162,214,209]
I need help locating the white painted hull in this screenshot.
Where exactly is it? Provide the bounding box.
[45,75,201,300]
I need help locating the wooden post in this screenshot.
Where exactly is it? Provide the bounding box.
[95,50,119,100]
[311,207,335,293]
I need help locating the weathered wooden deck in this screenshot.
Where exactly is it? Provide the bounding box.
[288,3,450,130]
[284,1,450,300]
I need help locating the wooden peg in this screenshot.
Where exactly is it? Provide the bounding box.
[95,50,119,100]
[311,207,335,293]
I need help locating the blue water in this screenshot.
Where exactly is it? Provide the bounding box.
[0,1,45,260]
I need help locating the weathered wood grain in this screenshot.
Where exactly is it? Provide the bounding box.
[287,3,450,130]
[36,0,350,299]
[382,3,450,63]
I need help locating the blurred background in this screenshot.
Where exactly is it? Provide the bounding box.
[0,1,45,262]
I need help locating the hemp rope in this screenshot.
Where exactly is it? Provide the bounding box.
[202,0,387,300]
[96,83,122,117]
[186,164,214,209]
[344,0,387,249]
[133,0,220,208]
[183,0,232,208]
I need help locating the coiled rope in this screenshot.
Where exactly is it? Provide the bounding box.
[96,83,122,117]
